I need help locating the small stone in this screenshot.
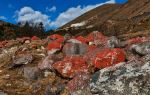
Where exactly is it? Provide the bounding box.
[2,74,10,79]
[45,84,65,95]
[24,40,30,44]
[44,70,55,77]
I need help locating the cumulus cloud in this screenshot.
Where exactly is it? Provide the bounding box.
[15,6,50,27]
[0,16,7,20]
[46,6,56,12]
[50,0,116,27]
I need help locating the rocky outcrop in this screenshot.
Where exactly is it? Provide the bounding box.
[90,61,150,95]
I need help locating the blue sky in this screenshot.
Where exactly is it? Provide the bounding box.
[0,0,128,29]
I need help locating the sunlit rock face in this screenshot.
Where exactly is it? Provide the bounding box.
[90,61,150,95]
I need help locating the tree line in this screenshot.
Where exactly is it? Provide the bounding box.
[0,21,54,40]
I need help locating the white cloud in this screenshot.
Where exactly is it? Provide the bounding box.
[46,6,56,12]
[15,6,50,27]
[50,0,116,27]
[0,16,7,20]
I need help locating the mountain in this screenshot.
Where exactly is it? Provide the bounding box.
[60,0,150,40]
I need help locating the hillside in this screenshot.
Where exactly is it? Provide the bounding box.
[0,20,51,40]
[60,0,150,40]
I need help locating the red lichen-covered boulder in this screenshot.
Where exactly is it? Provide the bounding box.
[52,56,89,78]
[46,41,62,51]
[86,31,107,42]
[127,37,150,45]
[55,37,64,43]
[31,36,40,40]
[92,48,126,69]
[83,45,98,64]
[49,34,64,40]
[84,48,102,64]
[87,45,97,52]
[76,36,88,43]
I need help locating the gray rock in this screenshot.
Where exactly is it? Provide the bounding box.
[11,54,33,68]
[142,54,150,62]
[38,54,63,71]
[131,42,150,55]
[107,36,120,48]
[0,90,7,95]
[67,39,82,44]
[23,67,41,82]
[90,60,150,95]
[45,84,65,95]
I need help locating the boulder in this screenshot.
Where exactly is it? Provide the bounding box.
[92,48,126,69]
[86,31,107,42]
[90,60,150,95]
[64,33,72,41]
[67,39,82,44]
[131,42,150,55]
[46,41,62,51]
[67,73,90,93]
[63,43,87,56]
[38,54,63,70]
[11,53,33,68]
[107,36,120,48]
[49,34,64,40]
[31,36,40,40]
[87,45,97,52]
[52,56,89,78]
[83,48,102,64]
[127,37,150,45]
[76,36,88,44]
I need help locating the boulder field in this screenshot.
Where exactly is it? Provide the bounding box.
[0,31,150,95]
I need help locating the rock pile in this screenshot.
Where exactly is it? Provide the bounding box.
[0,31,150,95]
